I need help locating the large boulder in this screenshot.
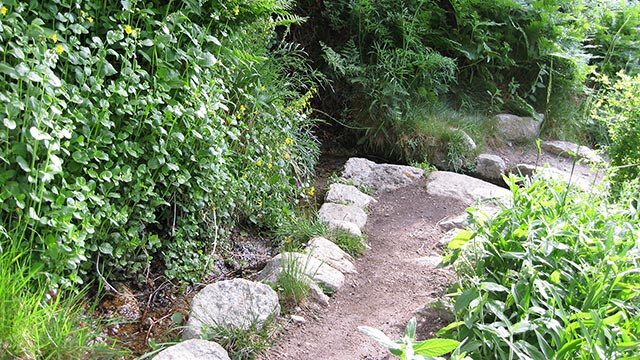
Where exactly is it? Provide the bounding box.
[154,339,230,360]
[305,237,357,274]
[325,183,377,209]
[426,171,512,206]
[325,219,363,237]
[540,140,604,164]
[257,252,345,294]
[318,203,367,230]
[183,279,280,340]
[475,153,506,180]
[341,158,424,193]
[494,114,541,143]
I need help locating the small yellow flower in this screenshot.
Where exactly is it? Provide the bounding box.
[267,163,273,169]
[239,104,246,112]
[55,44,64,54]
[284,137,294,146]
[257,201,262,207]
[233,6,239,16]
[308,186,315,196]
[1,6,7,16]
[256,160,262,167]
[260,85,265,91]
[284,153,290,160]
[124,25,134,35]
[243,174,248,178]
[87,16,94,23]
[50,34,58,43]
[81,10,86,16]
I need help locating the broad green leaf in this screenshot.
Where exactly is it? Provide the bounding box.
[99,242,113,255]
[3,118,16,130]
[448,230,473,249]
[404,317,417,339]
[413,338,460,356]
[480,282,508,292]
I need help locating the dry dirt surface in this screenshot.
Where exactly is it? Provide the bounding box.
[260,179,467,360]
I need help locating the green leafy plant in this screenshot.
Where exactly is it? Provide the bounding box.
[441,175,640,359]
[359,317,460,360]
[591,71,640,197]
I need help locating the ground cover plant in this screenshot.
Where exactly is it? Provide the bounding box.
[441,176,640,359]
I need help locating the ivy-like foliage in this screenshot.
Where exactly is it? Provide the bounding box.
[0,0,321,286]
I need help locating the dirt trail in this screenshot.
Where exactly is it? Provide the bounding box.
[260,179,467,360]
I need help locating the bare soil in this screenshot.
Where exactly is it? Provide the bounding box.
[260,180,467,360]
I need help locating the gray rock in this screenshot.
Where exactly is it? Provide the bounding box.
[475,154,506,180]
[325,183,377,209]
[541,140,604,164]
[453,128,477,151]
[154,339,230,360]
[510,164,592,192]
[257,252,346,294]
[305,237,357,274]
[183,279,280,340]
[290,315,306,324]
[437,213,469,232]
[319,203,367,230]
[326,220,363,237]
[494,114,541,143]
[341,157,424,193]
[426,171,512,207]
[409,255,443,268]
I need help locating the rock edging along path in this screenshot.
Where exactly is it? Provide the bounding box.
[259,159,512,360]
[157,149,602,359]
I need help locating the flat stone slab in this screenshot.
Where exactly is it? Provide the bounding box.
[319,203,367,230]
[154,339,230,360]
[341,157,424,193]
[305,237,356,274]
[325,183,377,208]
[258,252,346,294]
[511,164,593,192]
[183,279,280,340]
[426,171,512,206]
[541,140,604,164]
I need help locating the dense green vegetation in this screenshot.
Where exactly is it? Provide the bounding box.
[442,176,640,359]
[1,0,640,358]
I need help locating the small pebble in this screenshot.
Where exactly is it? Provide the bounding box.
[290,315,306,324]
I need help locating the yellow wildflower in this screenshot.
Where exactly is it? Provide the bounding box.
[284,153,290,160]
[234,6,239,16]
[258,201,262,207]
[260,85,265,91]
[239,104,246,112]
[267,163,273,169]
[256,160,262,167]
[1,6,7,16]
[308,186,315,196]
[87,16,94,23]
[124,25,134,35]
[55,44,64,54]
[50,34,58,43]
[284,137,294,146]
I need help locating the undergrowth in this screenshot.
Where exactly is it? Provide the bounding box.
[442,176,640,359]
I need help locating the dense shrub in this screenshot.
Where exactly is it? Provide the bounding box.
[592,72,640,197]
[0,0,321,286]
[442,177,640,359]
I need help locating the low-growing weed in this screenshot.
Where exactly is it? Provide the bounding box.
[202,317,277,360]
[330,229,366,258]
[441,175,640,359]
[275,214,329,251]
[276,253,314,309]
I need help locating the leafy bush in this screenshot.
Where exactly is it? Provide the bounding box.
[442,176,640,359]
[0,0,321,286]
[592,71,640,197]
